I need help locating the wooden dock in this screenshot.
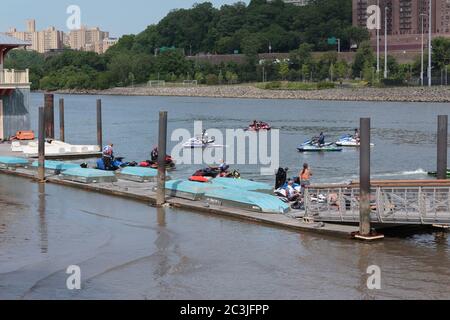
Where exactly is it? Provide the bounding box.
[0,159,360,238]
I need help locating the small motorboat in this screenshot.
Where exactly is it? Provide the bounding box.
[246,121,272,132]
[183,137,217,148]
[335,134,375,147]
[297,140,343,152]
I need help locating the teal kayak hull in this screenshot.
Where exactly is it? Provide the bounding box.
[165,179,289,214]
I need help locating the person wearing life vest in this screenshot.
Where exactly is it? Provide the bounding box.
[102,143,114,170]
[151,146,158,162]
[300,163,312,191]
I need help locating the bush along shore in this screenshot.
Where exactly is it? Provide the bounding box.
[52,84,450,103]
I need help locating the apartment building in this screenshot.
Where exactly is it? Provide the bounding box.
[352,0,450,51]
[68,26,110,53]
[6,20,63,53]
[5,20,114,54]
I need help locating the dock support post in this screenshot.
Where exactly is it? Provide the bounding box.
[156,111,168,207]
[44,93,54,139]
[355,118,383,241]
[96,99,103,150]
[37,107,45,182]
[59,98,65,142]
[437,115,448,180]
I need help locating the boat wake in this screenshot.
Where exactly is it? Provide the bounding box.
[373,168,428,178]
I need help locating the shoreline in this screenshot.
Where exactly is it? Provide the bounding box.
[45,84,450,103]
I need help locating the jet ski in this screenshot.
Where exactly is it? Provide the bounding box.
[96,157,137,171]
[246,121,271,131]
[297,139,343,152]
[139,155,176,169]
[336,134,375,147]
[183,137,217,148]
[427,170,450,178]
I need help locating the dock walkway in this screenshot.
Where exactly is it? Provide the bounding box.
[0,143,359,238]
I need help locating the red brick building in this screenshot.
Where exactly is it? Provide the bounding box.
[352,0,450,52]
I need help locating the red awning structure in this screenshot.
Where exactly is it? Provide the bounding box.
[0,88,14,96]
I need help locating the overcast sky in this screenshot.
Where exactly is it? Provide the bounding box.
[1,0,250,37]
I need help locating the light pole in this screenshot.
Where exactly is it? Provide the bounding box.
[420,13,426,86]
[376,0,380,78]
[428,0,432,87]
[384,6,389,79]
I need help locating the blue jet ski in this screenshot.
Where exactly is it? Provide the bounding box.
[96,157,137,171]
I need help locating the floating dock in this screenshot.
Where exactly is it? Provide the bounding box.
[0,154,360,238]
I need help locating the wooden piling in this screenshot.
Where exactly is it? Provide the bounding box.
[359,118,371,236]
[96,99,103,150]
[44,93,54,139]
[156,111,168,206]
[37,107,45,182]
[437,115,448,180]
[59,98,65,142]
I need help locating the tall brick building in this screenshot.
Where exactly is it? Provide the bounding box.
[352,0,450,51]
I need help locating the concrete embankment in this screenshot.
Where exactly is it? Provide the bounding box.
[53,85,450,103]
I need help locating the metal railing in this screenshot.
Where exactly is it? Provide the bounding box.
[0,69,30,85]
[304,185,450,225]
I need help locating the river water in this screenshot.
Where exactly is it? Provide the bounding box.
[27,93,450,183]
[0,93,449,299]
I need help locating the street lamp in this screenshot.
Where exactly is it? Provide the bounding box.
[420,13,427,86]
[376,0,380,77]
[428,0,432,87]
[384,6,389,79]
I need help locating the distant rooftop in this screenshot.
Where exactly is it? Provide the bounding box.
[0,33,31,46]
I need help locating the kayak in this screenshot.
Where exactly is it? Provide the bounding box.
[428,170,450,177]
[336,135,375,147]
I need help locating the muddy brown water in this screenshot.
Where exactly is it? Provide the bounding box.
[0,174,449,299]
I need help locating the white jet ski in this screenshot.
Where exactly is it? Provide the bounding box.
[183,137,217,148]
[335,135,375,147]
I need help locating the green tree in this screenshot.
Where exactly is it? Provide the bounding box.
[432,37,450,71]
[352,41,375,78]
[301,64,311,82]
[278,60,289,80]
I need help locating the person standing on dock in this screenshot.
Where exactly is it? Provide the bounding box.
[300,163,312,192]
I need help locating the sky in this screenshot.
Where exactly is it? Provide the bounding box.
[1,0,250,37]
